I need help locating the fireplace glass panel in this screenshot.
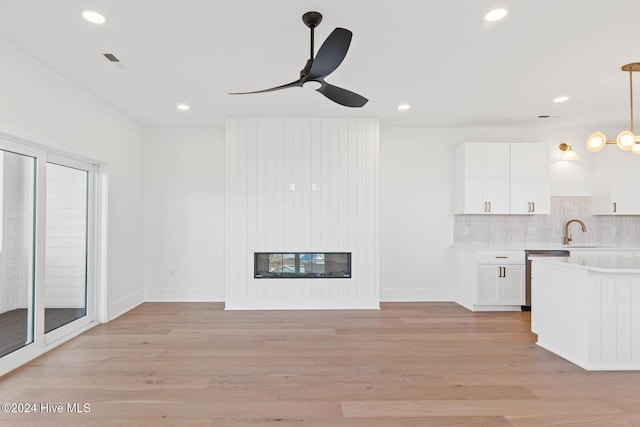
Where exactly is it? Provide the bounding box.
[254,253,351,278]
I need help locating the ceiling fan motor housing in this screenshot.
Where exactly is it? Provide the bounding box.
[302,11,323,28]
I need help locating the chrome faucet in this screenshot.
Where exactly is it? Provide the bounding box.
[563,219,586,245]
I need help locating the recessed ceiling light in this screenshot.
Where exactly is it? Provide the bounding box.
[553,96,569,103]
[177,104,190,111]
[82,11,106,24]
[484,8,508,22]
[398,104,411,111]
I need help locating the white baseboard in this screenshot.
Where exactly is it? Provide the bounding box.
[224,296,380,310]
[144,288,225,302]
[108,290,144,321]
[380,288,453,302]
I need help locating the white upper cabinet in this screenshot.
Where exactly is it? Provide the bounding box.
[454,143,550,215]
[592,148,640,215]
[455,143,510,214]
[509,143,550,214]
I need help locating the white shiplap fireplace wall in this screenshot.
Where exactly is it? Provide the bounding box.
[226,118,379,310]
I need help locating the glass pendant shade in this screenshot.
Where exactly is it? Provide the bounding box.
[616,130,636,150]
[559,143,578,160]
[586,132,607,152]
[632,143,640,155]
[562,148,578,160]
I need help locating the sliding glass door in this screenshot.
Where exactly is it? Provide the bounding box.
[0,139,98,368]
[0,150,36,358]
[44,161,90,335]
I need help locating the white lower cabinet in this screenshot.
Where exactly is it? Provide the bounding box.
[455,248,525,311]
[477,264,525,306]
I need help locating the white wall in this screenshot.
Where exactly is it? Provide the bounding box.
[0,38,145,320]
[379,127,456,300]
[142,127,226,301]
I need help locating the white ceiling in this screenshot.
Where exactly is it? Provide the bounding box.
[2,1,640,130]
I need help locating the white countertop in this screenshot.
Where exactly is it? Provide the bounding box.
[453,244,640,251]
[532,255,640,273]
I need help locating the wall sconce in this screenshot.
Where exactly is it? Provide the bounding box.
[586,63,640,155]
[559,143,578,160]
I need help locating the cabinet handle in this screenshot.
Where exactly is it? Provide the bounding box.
[613,202,617,213]
[531,202,535,213]
[484,202,488,212]
[488,201,491,212]
[497,266,506,278]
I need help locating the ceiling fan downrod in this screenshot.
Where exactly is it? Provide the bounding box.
[301,12,323,78]
[302,11,323,58]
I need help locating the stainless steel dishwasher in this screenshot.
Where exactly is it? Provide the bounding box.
[523,249,570,311]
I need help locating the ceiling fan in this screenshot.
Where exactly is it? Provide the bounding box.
[229,11,368,108]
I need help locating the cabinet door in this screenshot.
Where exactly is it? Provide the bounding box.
[610,150,640,214]
[591,149,614,214]
[477,265,500,305]
[461,143,488,214]
[456,143,509,214]
[510,144,550,214]
[484,144,510,214]
[499,264,525,305]
[477,264,525,306]
[592,149,640,215]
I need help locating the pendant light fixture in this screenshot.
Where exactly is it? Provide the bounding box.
[586,63,640,154]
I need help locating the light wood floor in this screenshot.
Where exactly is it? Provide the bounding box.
[1,302,639,426]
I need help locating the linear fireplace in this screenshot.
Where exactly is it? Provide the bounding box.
[254,252,351,279]
[226,118,378,309]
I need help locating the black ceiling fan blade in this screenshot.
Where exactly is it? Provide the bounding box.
[317,82,368,107]
[229,80,303,95]
[307,28,352,80]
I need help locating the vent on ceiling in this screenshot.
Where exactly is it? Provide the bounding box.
[103,53,119,62]
[103,52,127,69]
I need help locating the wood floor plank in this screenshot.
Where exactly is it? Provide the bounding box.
[1,302,639,426]
[507,414,640,427]
[340,399,625,417]
[277,383,536,401]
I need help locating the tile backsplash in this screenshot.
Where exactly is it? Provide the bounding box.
[454,196,640,247]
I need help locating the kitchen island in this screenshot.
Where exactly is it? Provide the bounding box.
[531,255,640,371]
